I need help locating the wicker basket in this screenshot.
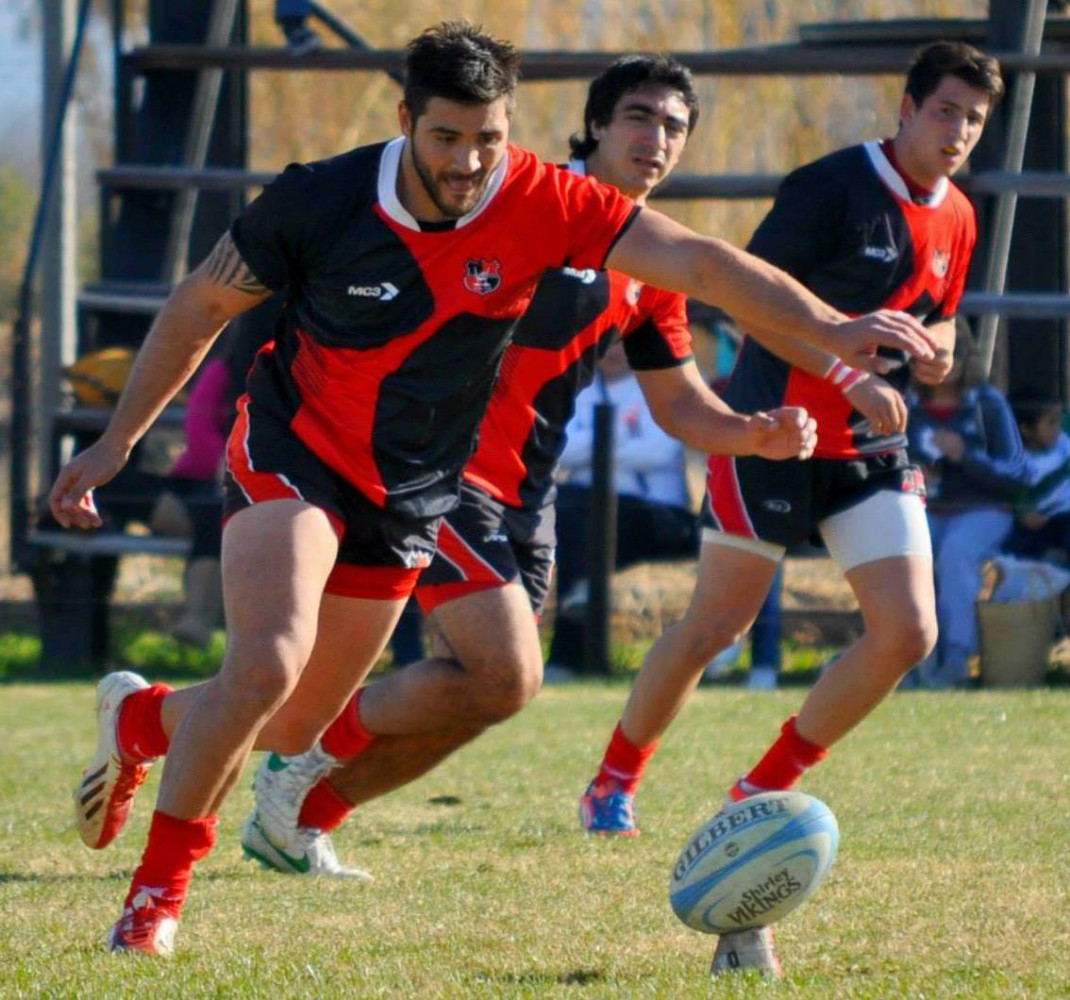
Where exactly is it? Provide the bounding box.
[976,598,1056,688]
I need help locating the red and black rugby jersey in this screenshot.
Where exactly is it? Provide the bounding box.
[463,265,693,510]
[725,140,976,460]
[230,138,638,519]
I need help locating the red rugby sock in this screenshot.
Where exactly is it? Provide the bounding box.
[321,688,376,761]
[125,810,217,914]
[594,723,659,795]
[298,778,356,832]
[741,715,828,793]
[117,683,174,762]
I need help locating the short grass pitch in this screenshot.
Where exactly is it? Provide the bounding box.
[1,681,1067,998]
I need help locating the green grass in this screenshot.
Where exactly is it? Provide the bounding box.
[2,681,1068,998]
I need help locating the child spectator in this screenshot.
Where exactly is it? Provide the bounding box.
[1006,397,1070,562]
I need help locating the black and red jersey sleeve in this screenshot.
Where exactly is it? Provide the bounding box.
[747,161,846,280]
[230,160,340,291]
[622,286,693,370]
[549,165,640,272]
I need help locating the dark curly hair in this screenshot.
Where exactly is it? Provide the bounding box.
[569,54,699,160]
[404,21,521,121]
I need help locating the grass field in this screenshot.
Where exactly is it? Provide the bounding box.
[1,680,1068,999]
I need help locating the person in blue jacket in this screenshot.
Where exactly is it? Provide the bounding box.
[908,326,1029,686]
[1005,397,1070,561]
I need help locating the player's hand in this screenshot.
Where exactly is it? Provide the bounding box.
[827,310,937,373]
[747,406,817,461]
[47,439,130,529]
[844,374,908,436]
[912,344,955,385]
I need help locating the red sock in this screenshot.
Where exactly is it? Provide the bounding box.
[298,778,356,832]
[125,810,217,914]
[741,715,828,793]
[321,688,376,761]
[117,683,174,762]
[594,723,659,795]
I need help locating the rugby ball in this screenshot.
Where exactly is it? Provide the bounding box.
[669,790,839,934]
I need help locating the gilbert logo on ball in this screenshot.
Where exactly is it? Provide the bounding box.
[669,791,839,934]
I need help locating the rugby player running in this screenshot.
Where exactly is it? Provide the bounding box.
[53,23,936,956]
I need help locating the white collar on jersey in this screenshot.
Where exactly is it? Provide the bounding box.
[377,135,511,231]
[864,140,949,208]
[568,158,586,177]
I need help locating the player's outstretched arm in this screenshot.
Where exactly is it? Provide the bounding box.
[605,208,937,367]
[634,362,816,460]
[743,324,908,435]
[48,233,273,529]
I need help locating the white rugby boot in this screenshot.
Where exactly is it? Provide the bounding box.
[252,744,340,850]
[74,671,155,849]
[240,810,372,880]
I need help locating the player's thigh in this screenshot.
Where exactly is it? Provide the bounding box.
[824,490,935,640]
[846,554,936,654]
[220,498,339,672]
[683,535,782,638]
[263,591,409,742]
[822,490,934,618]
[428,581,542,681]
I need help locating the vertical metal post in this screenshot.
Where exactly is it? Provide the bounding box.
[40,0,79,492]
[977,0,1048,378]
[163,0,240,284]
[585,403,617,674]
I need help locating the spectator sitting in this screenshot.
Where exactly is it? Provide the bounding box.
[548,341,698,673]
[906,328,1029,687]
[1005,396,1070,563]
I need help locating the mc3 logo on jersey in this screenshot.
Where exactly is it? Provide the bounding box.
[561,267,597,285]
[763,499,792,514]
[348,281,399,301]
[463,258,502,295]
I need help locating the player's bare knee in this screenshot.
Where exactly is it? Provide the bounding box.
[220,634,307,715]
[450,643,542,722]
[869,616,936,672]
[676,616,749,669]
[471,662,539,723]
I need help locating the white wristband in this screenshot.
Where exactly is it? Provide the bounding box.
[825,359,866,394]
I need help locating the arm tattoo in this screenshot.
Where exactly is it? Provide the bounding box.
[203,233,269,295]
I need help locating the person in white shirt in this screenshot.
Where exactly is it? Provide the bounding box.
[550,341,697,670]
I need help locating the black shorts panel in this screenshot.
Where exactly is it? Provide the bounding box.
[702,450,922,550]
[416,482,555,616]
[224,398,440,580]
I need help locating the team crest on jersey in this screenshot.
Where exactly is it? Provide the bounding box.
[463,258,502,295]
[625,279,642,305]
[931,249,951,278]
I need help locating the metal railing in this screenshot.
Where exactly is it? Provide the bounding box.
[9,0,93,572]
